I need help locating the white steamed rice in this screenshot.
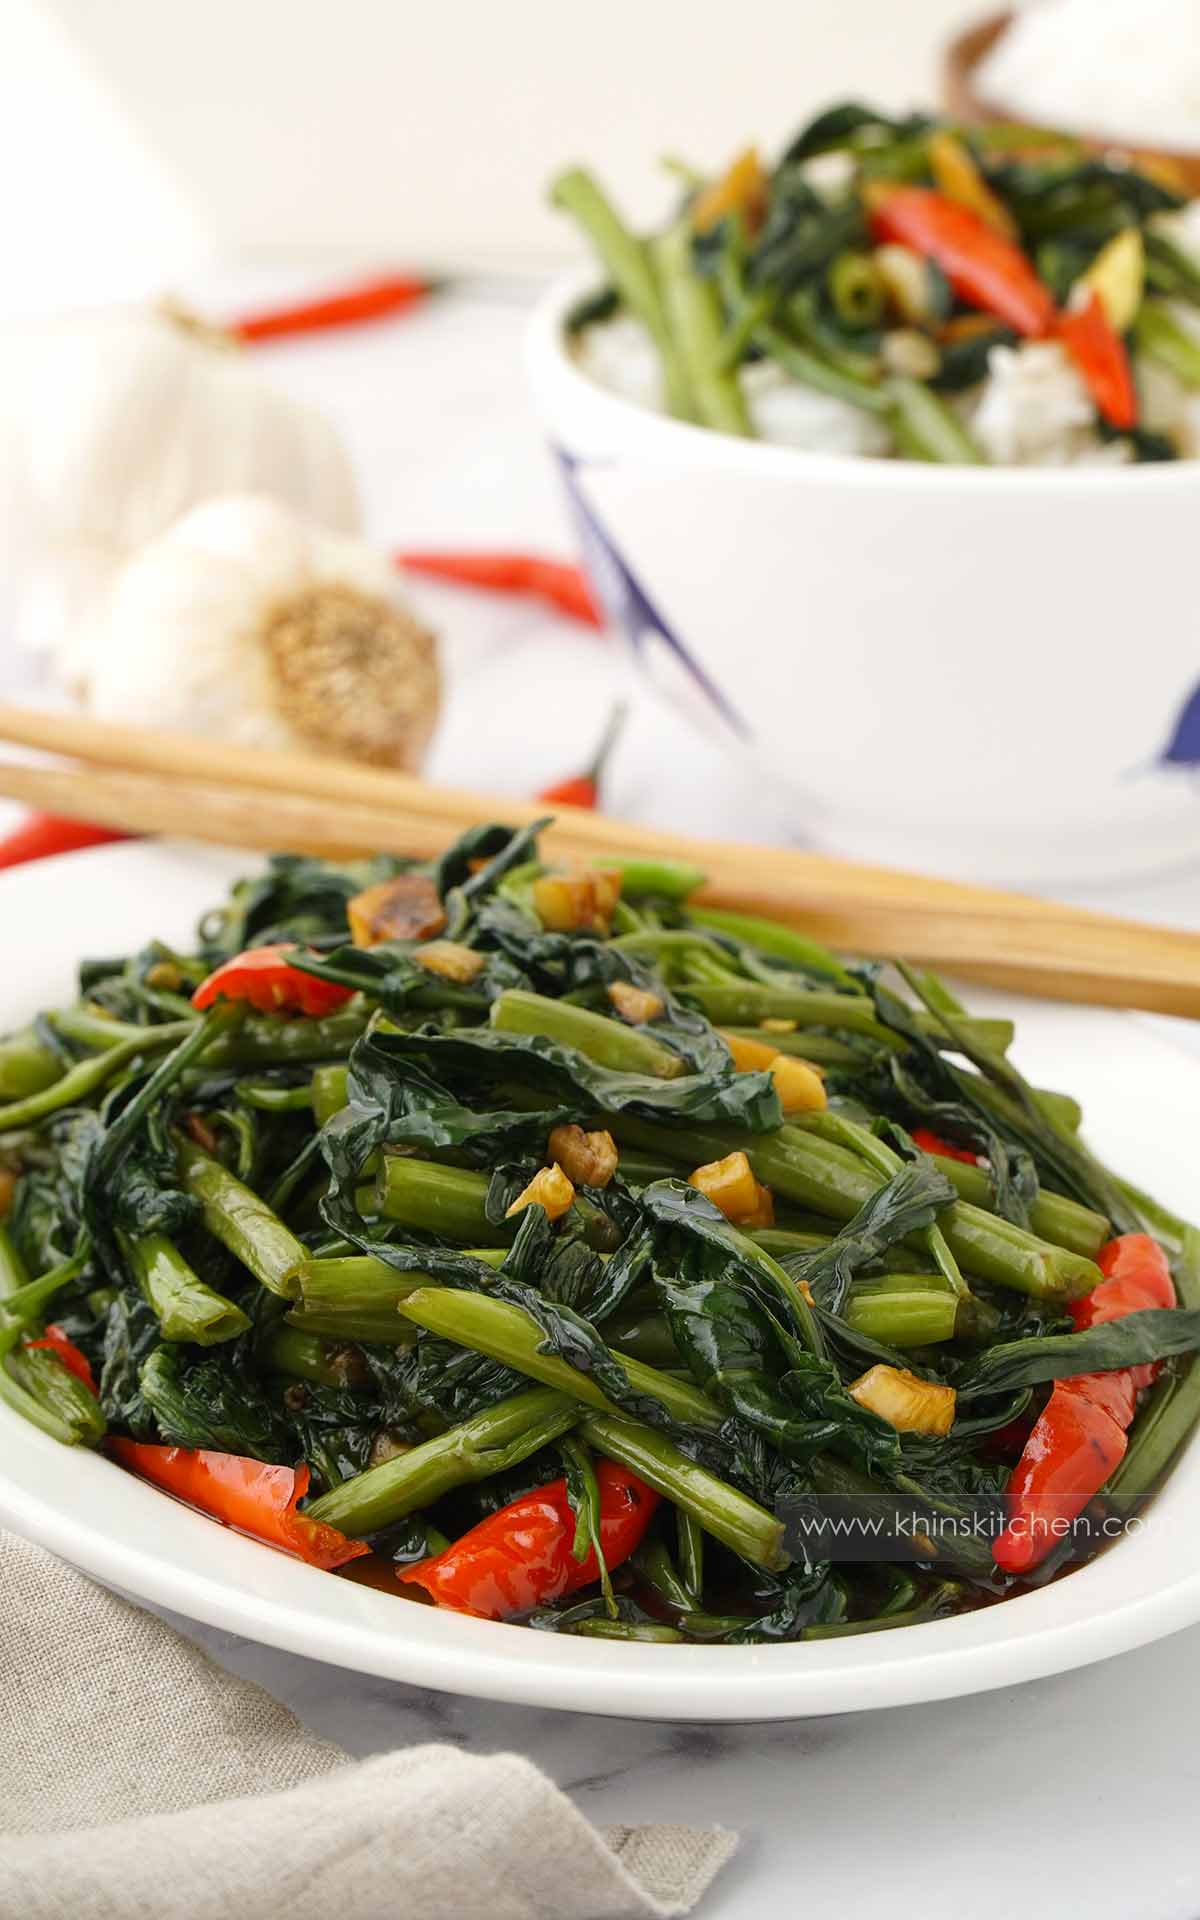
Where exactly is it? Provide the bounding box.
[976,0,1200,153]
[576,314,889,456]
[965,342,1133,466]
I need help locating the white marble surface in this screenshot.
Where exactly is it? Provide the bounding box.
[154,1599,1200,1919]
[7,270,1200,1917]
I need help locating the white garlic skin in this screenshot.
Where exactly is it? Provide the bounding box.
[0,306,361,674]
[82,495,414,753]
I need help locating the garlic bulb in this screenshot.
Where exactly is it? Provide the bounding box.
[0,307,361,672]
[81,495,440,770]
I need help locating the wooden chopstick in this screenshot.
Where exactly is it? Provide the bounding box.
[0,704,1108,920]
[1,706,1199,1017]
[0,702,458,817]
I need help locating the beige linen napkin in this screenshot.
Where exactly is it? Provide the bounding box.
[0,1530,735,1920]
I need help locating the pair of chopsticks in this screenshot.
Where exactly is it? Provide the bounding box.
[1,702,1199,1017]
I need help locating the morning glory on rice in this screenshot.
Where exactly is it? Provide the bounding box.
[553,102,1200,466]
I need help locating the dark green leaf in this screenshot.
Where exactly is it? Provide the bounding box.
[781,1160,957,1313]
[781,101,931,164]
[201,852,407,959]
[140,1343,291,1458]
[97,1293,162,1437]
[956,1308,1200,1399]
[381,1022,780,1131]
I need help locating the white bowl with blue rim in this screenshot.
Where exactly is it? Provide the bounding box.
[527,271,1200,887]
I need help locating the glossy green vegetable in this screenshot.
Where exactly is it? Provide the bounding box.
[124,1232,250,1344]
[3,818,1198,1648]
[307,1389,581,1535]
[176,1139,307,1298]
[491,989,686,1079]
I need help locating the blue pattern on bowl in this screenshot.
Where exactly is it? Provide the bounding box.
[554,449,748,737]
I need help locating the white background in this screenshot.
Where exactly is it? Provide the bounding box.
[3,0,991,305]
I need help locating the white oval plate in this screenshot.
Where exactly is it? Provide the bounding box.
[3,840,1200,1720]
